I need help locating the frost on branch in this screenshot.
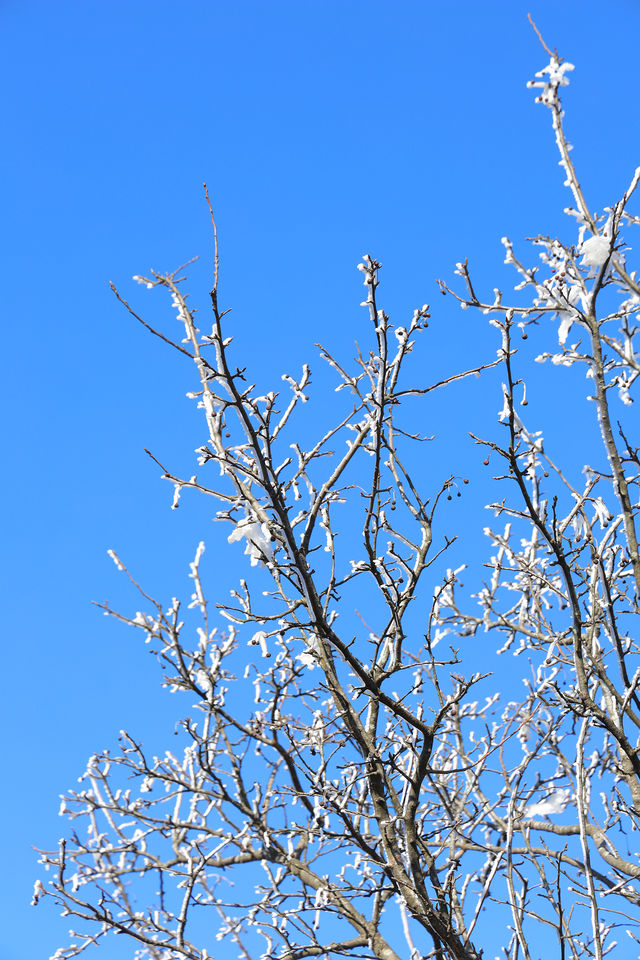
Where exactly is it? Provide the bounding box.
[37,47,640,960]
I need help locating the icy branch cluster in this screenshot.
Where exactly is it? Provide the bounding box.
[36,51,640,960]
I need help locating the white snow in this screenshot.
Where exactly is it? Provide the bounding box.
[523,788,571,818]
[228,517,274,567]
[581,235,610,268]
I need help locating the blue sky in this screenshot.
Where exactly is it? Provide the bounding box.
[2,2,640,958]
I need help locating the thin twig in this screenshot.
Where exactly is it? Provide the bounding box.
[527,14,555,59]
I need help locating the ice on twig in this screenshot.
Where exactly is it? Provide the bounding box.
[228,516,274,567]
[528,58,574,107]
[249,630,271,658]
[107,549,125,572]
[580,235,610,268]
[297,650,317,670]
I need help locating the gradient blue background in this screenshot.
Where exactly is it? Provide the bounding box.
[2,2,640,958]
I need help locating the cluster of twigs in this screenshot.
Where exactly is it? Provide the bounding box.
[34,46,640,960]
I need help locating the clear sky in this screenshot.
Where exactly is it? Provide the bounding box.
[2,2,640,958]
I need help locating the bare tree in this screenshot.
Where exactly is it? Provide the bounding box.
[35,42,640,960]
